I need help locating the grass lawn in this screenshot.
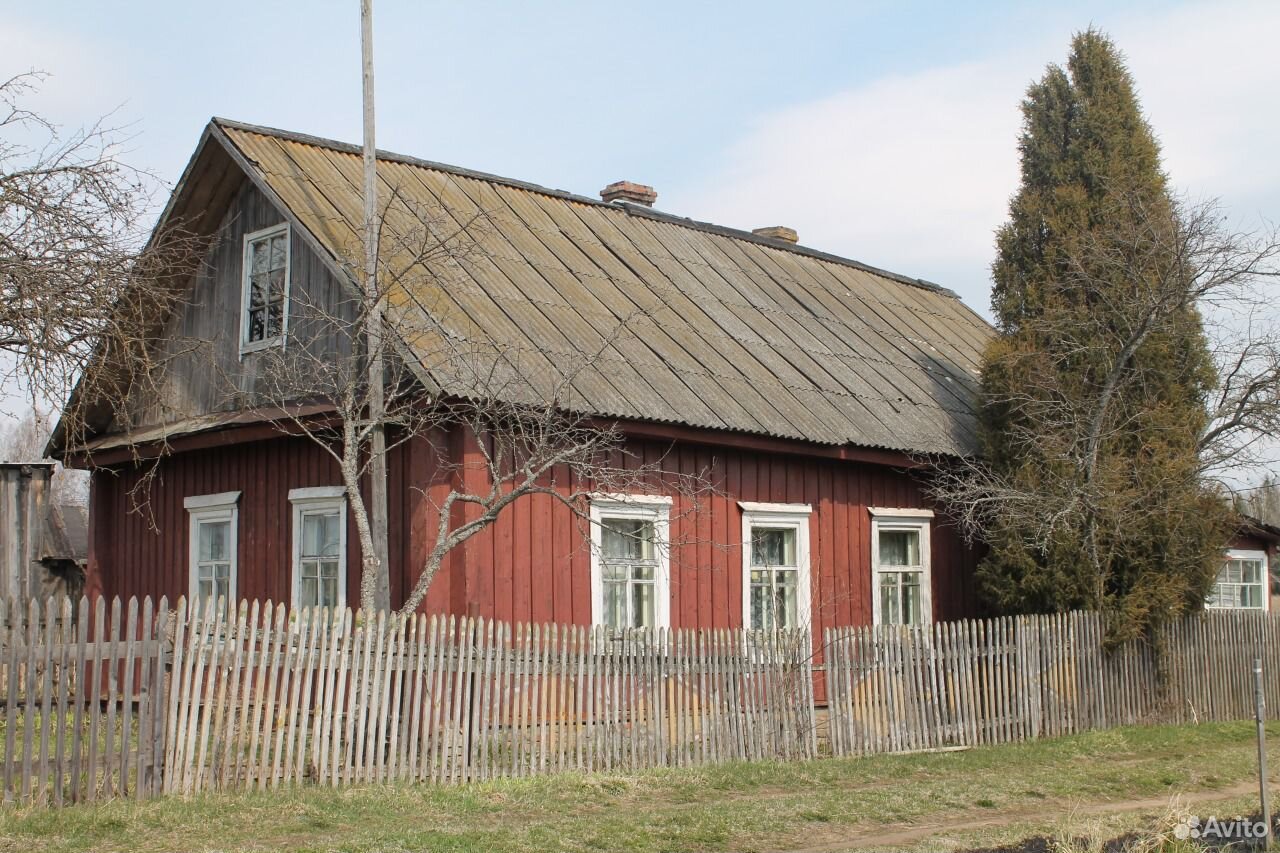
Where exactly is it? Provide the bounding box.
[1,721,1276,853]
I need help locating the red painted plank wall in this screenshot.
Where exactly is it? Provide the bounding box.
[1228,531,1277,557]
[446,436,980,631]
[87,429,461,616]
[87,428,981,637]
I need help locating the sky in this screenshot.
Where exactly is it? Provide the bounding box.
[4,0,1279,469]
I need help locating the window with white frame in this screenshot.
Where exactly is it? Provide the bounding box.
[590,496,671,631]
[870,508,933,626]
[240,224,290,351]
[1207,550,1269,611]
[289,487,347,609]
[184,492,240,608]
[740,502,812,632]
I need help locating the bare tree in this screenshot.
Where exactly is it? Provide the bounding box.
[1235,476,1280,527]
[1,71,198,456]
[929,192,1280,612]
[245,178,713,616]
[193,4,708,617]
[0,407,88,505]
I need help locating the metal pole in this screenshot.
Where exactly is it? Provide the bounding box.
[1256,657,1273,849]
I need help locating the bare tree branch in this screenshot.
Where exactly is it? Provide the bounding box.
[2,71,204,469]
[239,180,717,615]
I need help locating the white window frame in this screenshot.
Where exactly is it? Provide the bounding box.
[289,486,348,610]
[1207,549,1270,612]
[589,495,672,630]
[184,491,241,609]
[870,508,934,627]
[239,223,291,355]
[739,501,812,631]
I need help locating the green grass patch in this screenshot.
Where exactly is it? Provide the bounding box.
[0,721,1275,852]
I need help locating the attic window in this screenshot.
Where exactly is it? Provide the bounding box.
[240,224,290,351]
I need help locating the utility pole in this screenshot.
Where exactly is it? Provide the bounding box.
[361,0,390,612]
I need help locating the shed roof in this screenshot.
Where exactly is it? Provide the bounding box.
[41,502,88,564]
[215,119,993,456]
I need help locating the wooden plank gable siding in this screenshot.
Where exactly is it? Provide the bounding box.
[117,179,356,432]
[87,429,979,650]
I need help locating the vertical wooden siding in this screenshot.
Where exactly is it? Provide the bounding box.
[88,430,980,637]
[89,431,456,616]
[118,178,357,431]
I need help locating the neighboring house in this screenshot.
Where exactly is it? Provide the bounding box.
[1208,516,1279,613]
[40,499,89,599]
[1,463,88,600]
[54,118,999,635]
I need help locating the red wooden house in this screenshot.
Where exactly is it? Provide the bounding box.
[1215,517,1279,613]
[55,119,996,639]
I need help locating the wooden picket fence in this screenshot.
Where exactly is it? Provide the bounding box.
[0,595,814,805]
[0,597,170,806]
[824,609,1280,756]
[162,598,816,795]
[0,597,1278,806]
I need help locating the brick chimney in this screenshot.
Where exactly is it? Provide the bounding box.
[752,226,798,244]
[600,180,657,207]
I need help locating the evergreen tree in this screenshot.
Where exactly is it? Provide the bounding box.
[976,29,1230,635]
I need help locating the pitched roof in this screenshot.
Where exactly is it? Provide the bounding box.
[1238,514,1280,546]
[215,118,993,456]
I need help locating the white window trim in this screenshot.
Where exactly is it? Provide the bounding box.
[739,502,813,631]
[870,509,933,626]
[289,486,347,502]
[868,506,935,518]
[289,487,348,610]
[239,223,291,356]
[590,492,674,506]
[184,491,243,511]
[185,491,241,609]
[589,496,672,630]
[1207,549,1270,612]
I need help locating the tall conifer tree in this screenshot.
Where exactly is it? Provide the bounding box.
[977,29,1228,633]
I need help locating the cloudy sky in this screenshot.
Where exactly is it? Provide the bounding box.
[9,0,1278,311]
[5,0,1279,452]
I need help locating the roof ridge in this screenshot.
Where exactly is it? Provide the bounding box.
[213,117,962,299]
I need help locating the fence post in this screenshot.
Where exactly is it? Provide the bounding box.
[1255,657,1273,850]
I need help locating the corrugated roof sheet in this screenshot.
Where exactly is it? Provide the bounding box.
[216,119,993,456]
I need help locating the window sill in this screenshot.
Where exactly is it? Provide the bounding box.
[239,337,285,357]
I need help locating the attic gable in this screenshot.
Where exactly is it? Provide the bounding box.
[61,127,367,449]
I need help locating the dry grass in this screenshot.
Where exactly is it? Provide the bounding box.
[0,721,1274,853]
